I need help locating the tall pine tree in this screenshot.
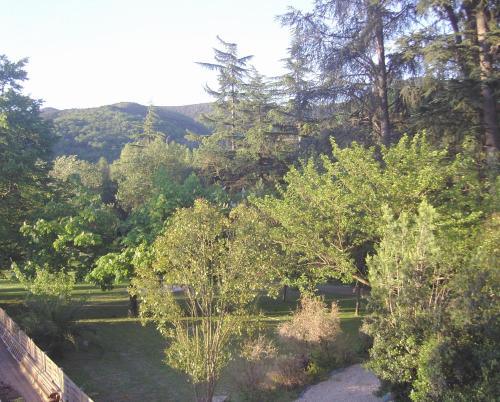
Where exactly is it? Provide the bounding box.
[280,1,416,144]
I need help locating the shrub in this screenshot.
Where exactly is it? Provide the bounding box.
[241,335,278,363]
[13,266,95,357]
[278,295,341,357]
[236,335,278,400]
[270,355,309,389]
[20,295,86,357]
[13,264,75,300]
[272,296,345,387]
[279,296,340,344]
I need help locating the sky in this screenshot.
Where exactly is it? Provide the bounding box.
[2,0,312,109]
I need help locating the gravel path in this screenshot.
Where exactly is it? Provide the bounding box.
[0,339,42,402]
[295,364,383,402]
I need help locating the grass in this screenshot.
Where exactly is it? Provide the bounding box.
[0,279,366,402]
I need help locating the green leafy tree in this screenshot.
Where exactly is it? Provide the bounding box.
[0,55,54,266]
[50,155,105,190]
[411,211,500,402]
[88,248,138,315]
[18,181,120,280]
[133,200,273,402]
[111,138,193,211]
[253,134,486,292]
[121,172,227,246]
[0,55,28,93]
[363,202,498,401]
[50,155,116,203]
[87,173,227,316]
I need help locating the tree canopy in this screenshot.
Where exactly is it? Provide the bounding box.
[0,55,54,266]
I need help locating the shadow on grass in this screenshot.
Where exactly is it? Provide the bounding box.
[0,287,25,294]
[58,321,194,402]
[78,300,130,320]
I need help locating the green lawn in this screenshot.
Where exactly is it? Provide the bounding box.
[0,280,365,402]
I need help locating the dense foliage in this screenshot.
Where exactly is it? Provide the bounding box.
[252,134,486,291]
[43,102,210,162]
[133,200,274,402]
[0,1,498,400]
[364,203,499,401]
[0,56,54,266]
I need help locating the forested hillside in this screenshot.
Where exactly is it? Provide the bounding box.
[42,102,210,161]
[163,102,212,121]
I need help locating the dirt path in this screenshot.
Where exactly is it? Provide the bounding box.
[295,364,383,402]
[0,339,42,402]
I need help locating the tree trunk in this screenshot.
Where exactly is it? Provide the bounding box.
[354,282,361,317]
[128,294,138,317]
[476,5,499,167]
[230,86,236,152]
[282,284,288,302]
[443,4,470,78]
[373,7,391,145]
[195,379,215,402]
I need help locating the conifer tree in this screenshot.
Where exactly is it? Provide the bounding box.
[280,0,416,144]
[274,37,318,141]
[197,36,253,151]
[135,104,166,143]
[237,67,292,185]
[401,0,499,166]
[195,38,309,192]
[474,0,499,163]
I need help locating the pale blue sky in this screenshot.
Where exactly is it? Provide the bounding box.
[2,0,312,109]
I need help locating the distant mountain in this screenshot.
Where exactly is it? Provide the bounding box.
[162,103,212,121]
[42,102,211,162]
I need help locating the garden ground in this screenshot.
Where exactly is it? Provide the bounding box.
[0,280,366,402]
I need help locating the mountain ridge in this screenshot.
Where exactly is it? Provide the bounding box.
[42,102,212,162]
[42,101,212,120]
